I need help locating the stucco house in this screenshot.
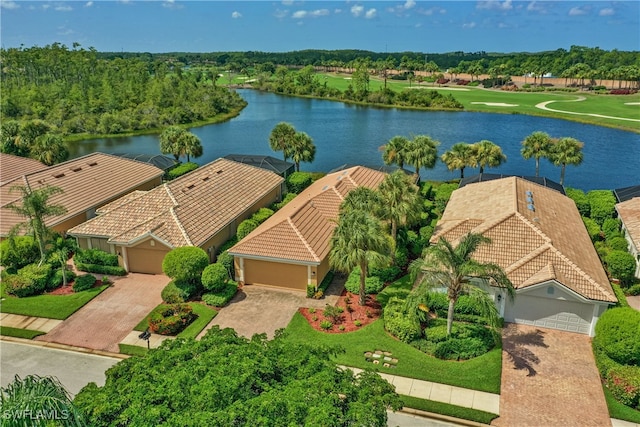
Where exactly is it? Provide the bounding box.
[615,196,640,279]
[1,153,164,239]
[68,158,284,274]
[229,166,387,291]
[431,176,616,336]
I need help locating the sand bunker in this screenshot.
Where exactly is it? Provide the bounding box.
[471,102,519,107]
[624,102,640,105]
[418,87,470,91]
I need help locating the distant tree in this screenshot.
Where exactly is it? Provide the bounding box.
[287,131,316,172]
[30,133,69,166]
[159,126,186,161]
[269,122,297,161]
[521,131,552,177]
[381,136,410,169]
[441,142,474,178]
[549,137,584,186]
[378,171,421,243]
[470,140,506,173]
[181,131,203,162]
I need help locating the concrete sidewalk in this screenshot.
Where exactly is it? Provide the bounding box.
[346,366,500,415]
[1,313,62,333]
[119,330,173,349]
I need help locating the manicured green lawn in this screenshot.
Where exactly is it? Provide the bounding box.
[118,343,148,357]
[603,387,640,423]
[400,395,498,425]
[0,326,46,339]
[134,302,217,339]
[0,283,108,320]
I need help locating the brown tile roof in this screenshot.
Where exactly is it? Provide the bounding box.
[616,197,640,251]
[431,177,616,303]
[1,153,164,236]
[68,158,284,248]
[0,154,47,185]
[229,166,387,263]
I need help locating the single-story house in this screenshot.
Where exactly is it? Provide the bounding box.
[1,153,164,239]
[68,158,284,274]
[0,153,48,185]
[223,154,295,179]
[615,196,640,279]
[229,166,387,291]
[431,176,616,336]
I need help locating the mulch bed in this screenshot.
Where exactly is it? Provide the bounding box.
[45,280,105,296]
[299,289,382,333]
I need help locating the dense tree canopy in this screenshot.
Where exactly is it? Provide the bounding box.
[74,327,402,426]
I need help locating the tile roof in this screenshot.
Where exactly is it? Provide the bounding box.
[229,166,387,263]
[431,177,616,303]
[223,154,295,176]
[0,153,47,185]
[68,158,284,248]
[1,153,164,236]
[616,197,640,251]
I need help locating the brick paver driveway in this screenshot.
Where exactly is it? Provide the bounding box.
[37,273,167,353]
[493,323,610,427]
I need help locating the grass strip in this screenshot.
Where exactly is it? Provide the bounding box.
[603,387,640,423]
[0,284,108,320]
[118,344,148,357]
[400,395,498,425]
[0,326,46,339]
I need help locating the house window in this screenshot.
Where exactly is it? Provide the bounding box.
[547,286,555,295]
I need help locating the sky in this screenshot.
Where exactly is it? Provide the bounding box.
[1,0,638,54]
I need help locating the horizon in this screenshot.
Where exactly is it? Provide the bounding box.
[1,1,638,54]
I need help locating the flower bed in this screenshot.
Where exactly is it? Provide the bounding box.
[299,290,381,333]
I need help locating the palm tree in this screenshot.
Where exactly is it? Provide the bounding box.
[339,187,382,216]
[381,136,410,169]
[49,237,75,287]
[377,170,421,243]
[441,142,474,178]
[287,131,316,172]
[31,134,69,166]
[470,140,506,173]
[269,122,297,161]
[406,135,440,181]
[159,126,186,161]
[181,132,203,162]
[6,185,67,265]
[330,210,391,305]
[521,131,552,177]
[549,137,584,186]
[1,374,85,427]
[409,233,514,336]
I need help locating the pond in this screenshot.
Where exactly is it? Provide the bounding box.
[68,89,640,191]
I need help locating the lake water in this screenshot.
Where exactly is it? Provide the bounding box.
[68,89,640,191]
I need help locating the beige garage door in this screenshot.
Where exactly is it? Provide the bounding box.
[243,258,308,291]
[127,247,169,274]
[504,295,593,335]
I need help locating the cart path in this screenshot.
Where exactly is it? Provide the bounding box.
[536,96,640,122]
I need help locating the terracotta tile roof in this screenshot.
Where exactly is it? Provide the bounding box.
[68,158,284,248]
[1,153,164,236]
[0,154,47,185]
[616,197,640,251]
[431,177,616,303]
[229,166,387,263]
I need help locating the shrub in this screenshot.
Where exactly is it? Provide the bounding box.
[344,269,384,294]
[306,284,316,298]
[607,251,637,286]
[201,263,228,293]
[236,219,259,240]
[166,162,198,180]
[394,247,409,269]
[161,281,185,304]
[318,270,335,293]
[587,190,616,226]
[384,308,421,343]
[323,304,344,324]
[73,274,97,292]
[612,283,630,308]
[286,172,313,193]
[74,248,118,266]
[74,262,127,276]
[594,307,640,366]
[162,247,209,285]
[354,320,362,327]
[217,237,238,254]
[419,225,434,244]
[319,320,333,330]
[626,284,640,296]
[582,217,602,242]
[172,279,200,301]
[7,264,53,297]
[272,193,296,210]
[608,236,629,252]
[0,236,39,273]
[4,274,43,298]
[369,266,401,283]
[148,303,196,335]
[434,183,458,213]
[606,365,640,409]
[251,207,274,224]
[602,218,622,239]
[216,251,234,280]
[565,187,590,216]
[49,267,76,290]
[434,337,489,360]
[202,282,238,307]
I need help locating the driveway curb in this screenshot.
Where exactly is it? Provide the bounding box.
[1,336,128,360]
[399,408,491,427]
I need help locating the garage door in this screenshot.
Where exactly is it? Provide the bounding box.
[127,247,169,274]
[243,258,308,291]
[504,295,593,335]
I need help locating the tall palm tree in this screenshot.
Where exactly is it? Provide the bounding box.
[159,126,186,161]
[406,135,440,181]
[6,185,67,265]
[287,131,316,172]
[31,134,69,166]
[377,170,421,243]
[381,136,410,169]
[549,137,584,186]
[521,131,552,177]
[269,122,297,161]
[441,142,473,178]
[409,233,514,336]
[1,374,86,427]
[330,210,391,305]
[339,187,382,216]
[181,132,203,162]
[470,140,506,173]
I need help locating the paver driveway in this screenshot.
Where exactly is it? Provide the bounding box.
[493,323,611,427]
[36,273,167,353]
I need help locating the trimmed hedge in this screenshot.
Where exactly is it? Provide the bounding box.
[148,303,196,335]
[202,282,238,307]
[74,262,127,276]
[344,268,384,295]
[286,172,313,193]
[587,190,617,226]
[202,263,228,293]
[251,207,274,224]
[162,246,208,285]
[75,249,118,266]
[161,281,185,304]
[0,236,39,273]
[606,366,640,409]
[566,187,590,216]
[272,193,297,211]
[5,264,53,297]
[606,251,637,286]
[49,267,76,289]
[594,307,640,366]
[4,274,41,298]
[166,162,198,180]
[73,274,97,292]
[582,217,602,243]
[383,297,421,343]
[236,219,259,240]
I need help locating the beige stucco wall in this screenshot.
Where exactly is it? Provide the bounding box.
[238,257,309,291]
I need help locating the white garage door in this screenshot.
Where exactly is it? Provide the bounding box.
[504,295,593,335]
